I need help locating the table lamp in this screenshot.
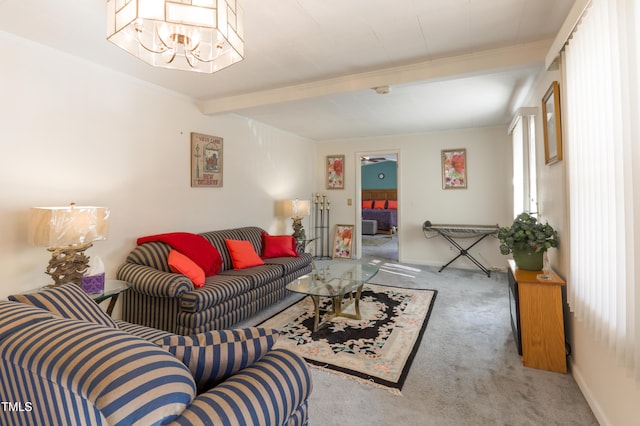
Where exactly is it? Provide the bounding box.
[284,199,310,240]
[28,203,109,287]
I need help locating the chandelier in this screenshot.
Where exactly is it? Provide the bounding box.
[106,0,244,73]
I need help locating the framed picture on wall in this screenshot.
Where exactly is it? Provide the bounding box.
[191,133,223,187]
[542,81,563,165]
[441,148,467,189]
[326,155,345,189]
[332,224,354,259]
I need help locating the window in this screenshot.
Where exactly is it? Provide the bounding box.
[509,109,537,217]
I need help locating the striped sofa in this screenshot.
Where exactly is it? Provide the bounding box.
[117,227,313,335]
[1,284,313,426]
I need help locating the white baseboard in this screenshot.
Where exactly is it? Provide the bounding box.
[569,357,609,426]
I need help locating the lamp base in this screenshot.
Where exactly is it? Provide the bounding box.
[291,217,306,240]
[45,243,92,287]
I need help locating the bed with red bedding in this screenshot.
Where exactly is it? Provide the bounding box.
[362,189,397,234]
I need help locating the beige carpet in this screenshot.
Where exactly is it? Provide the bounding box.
[259,283,436,394]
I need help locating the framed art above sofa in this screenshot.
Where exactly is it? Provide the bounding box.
[191,132,223,187]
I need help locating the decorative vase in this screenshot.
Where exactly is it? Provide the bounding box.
[512,248,544,271]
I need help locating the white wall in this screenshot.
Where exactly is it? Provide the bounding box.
[0,32,315,299]
[526,68,640,425]
[316,128,513,270]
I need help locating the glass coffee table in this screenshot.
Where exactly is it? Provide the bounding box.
[88,280,131,317]
[286,262,379,332]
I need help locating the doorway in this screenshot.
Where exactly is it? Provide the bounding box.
[357,151,399,261]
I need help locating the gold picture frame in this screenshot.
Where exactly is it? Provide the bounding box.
[441,148,467,189]
[326,155,345,189]
[542,81,563,165]
[332,224,354,259]
[191,133,223,187]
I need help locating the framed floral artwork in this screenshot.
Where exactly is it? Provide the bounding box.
[332,224,354,259]
[191,132,223,187]
[441,148,467,189]
[542,81,563,165]
[326,155,345,189]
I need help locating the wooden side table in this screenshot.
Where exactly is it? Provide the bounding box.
[89,279,131,317]
[508,259,567,373]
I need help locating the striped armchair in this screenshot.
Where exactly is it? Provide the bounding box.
[0,285,312,426]
[117,227,312,335]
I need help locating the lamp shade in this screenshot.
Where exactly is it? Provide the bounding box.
[283,199,311,218]
[28,204,110,248]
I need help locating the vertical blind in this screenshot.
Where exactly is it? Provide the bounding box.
[564,0,639,381]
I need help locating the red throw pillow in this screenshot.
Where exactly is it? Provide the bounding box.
[362,200,374,209]
[225,239,265,269]
[387,200,398,209]
[261,232,299,258]
[137,232,222,277]
[168,250,205,287]
[373,200,387,209]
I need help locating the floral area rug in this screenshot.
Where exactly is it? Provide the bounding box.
[258,283,437,394]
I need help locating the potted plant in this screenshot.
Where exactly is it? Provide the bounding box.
[498,212,559,270]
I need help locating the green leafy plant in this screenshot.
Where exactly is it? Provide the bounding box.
[498,212,559,255]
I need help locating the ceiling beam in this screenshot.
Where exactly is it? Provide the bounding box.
[197,39,552,116]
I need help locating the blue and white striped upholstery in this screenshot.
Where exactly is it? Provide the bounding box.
[118,262,193,298]
[115,318,174,341]
[181,274,253,313]
[125,240,173,272]
[122,288,183,333]
[264,253,313,275]
[220,264,284,286]
[177,300,254,335]
[164,349,313,426]
[0,301,312,426]
[0,302,196,426]
[0,301,53,340]
[8,283,117,328]
[117,226,313,334]
[156,328,280,392]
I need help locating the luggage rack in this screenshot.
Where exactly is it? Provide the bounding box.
[422,220,499,277]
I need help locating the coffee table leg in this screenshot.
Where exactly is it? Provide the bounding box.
[332,295,343,317]
[310,295,321,332]
[309,286,364,331]
[353,286,362,319]
[311,295,343,332]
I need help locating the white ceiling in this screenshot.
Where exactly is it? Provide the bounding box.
[0,0,574,141]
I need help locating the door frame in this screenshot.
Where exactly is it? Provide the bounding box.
[355,150,401,260]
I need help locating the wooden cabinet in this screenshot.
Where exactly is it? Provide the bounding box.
[508,259,567,373]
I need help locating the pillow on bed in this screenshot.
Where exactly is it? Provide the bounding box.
[373,200,387,209]
[387,200,398,209]
[362,200,374,209]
